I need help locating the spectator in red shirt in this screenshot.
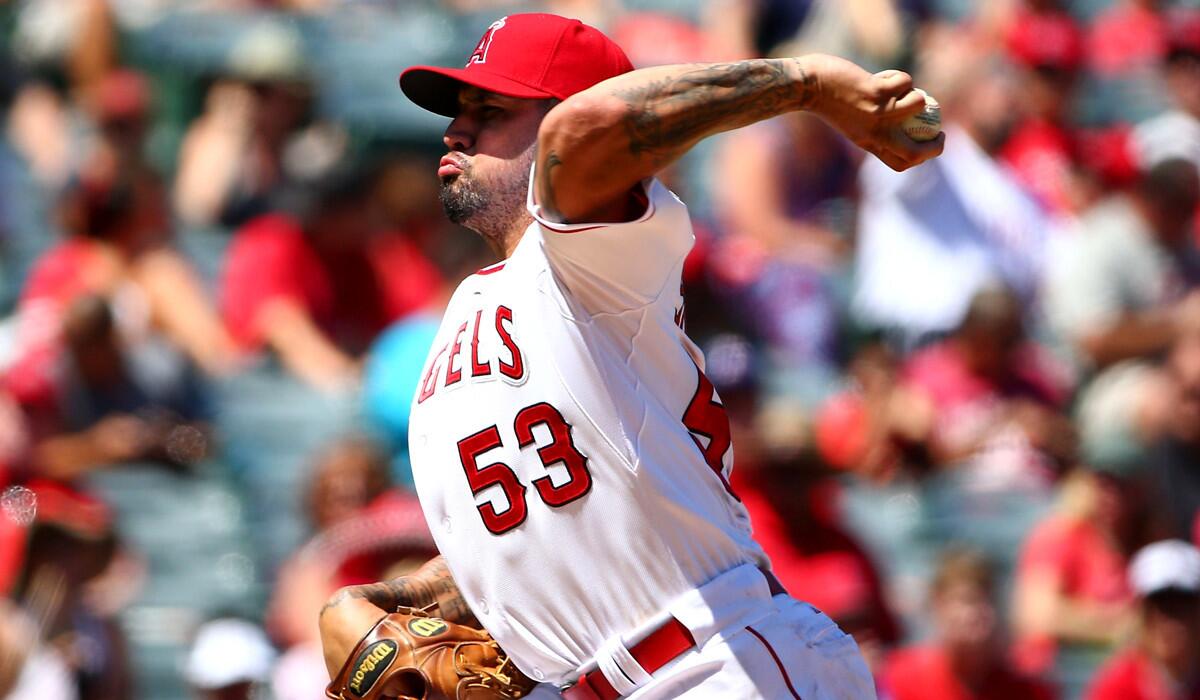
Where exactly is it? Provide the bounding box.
[9,166,236,407]
[901,286,1074,490]
[1086,539,1200,700]
[882,548,1056,700]
[1011,462,1154,676]
[14,294,213,486]
[1001,7,1097,215]
[221,164,442,392]
[1087,0,1168,78]
[265,435,436,700]
[737,456,899,673]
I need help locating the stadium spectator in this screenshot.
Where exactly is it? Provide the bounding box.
[1001,8,1096,215]
[9,482,133,700]
[737,455,899,673]
[852,42,1051,347]
[900,285,1074,490]
[183,617,277,700]
[267,435,435,700]
[1044,157,1200,373]
[882,548,1055,700]
[710,113,856,385]
[173,22,315,228]
[21,295,212,481]
[1085,540,1200,700]
[0,598,31,697]
[220,164,441,393]
[0,598,77,700]
[81,70,154,191]
[1132,10,1200,173]
[813,339,934,482]
[702,0,905,67]
[1146,301,1200,547]
[1087,0,1168,78]
[1011,462,1154,677]
[8,164,235,409]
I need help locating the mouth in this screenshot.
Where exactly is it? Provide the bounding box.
[438,154,467,180]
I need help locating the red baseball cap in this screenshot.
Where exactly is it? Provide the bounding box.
[1005,10,1084,71]
[399,13,633,117]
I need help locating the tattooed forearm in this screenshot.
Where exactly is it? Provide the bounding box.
[536,56,820,221]
[616,58,816,166]
[318,556,479,626]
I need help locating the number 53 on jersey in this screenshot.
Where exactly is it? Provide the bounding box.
[455,364,734,535]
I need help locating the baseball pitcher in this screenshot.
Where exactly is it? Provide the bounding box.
[320,13,942,700]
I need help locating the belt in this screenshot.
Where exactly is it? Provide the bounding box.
[563,568,787,700]
[562,616,695,700]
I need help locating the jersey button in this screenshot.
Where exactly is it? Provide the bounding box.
[477,598,489,614]
[532,668,544,681]
[442,516,452,533]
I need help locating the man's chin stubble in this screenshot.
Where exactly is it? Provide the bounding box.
[439,178,487,226]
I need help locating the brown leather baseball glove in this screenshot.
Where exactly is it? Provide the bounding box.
[325,607,537,700]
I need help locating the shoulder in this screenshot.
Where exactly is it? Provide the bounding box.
[21,239,102,303]
[1020,514,1085,566]
[883,646,944,696]
[231,213,304,249]
[902,343,963,383]
[226,214,309,269]
[1085,648,1147,700]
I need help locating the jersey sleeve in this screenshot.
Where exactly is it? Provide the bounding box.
[527,167,694,313]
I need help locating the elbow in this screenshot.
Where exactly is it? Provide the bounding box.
[319,587,352,626]
[536,94,640,221]
[319,586,379,678]
[537,93,626,159]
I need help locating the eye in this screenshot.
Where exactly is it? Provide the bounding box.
[479,105,504,120]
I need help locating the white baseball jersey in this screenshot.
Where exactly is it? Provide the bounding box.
[407,172,769,685]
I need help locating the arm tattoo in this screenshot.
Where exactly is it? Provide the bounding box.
[536,59,812,220]
[537,150,565,221]
[319,557,479,626]
[616,59,815,167]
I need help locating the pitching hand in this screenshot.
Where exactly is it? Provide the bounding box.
[805,55,944,171]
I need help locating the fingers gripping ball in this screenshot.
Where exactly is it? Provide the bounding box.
[326,608,536,700]
[902,88,941,143]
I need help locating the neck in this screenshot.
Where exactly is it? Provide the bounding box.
[479,210,533,260]
[1156,644,1199,685]
[945,642,993,687]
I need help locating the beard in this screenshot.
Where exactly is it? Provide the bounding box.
[439,174,489,225]
[437,150,533,240]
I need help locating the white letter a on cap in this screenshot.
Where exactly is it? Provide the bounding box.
[467,17,507,66]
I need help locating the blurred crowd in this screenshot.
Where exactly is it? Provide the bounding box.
[1,0,1200,698]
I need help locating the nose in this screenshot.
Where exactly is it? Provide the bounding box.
[443,115,474,153]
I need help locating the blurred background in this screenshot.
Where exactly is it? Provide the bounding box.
[2,0,1200,698]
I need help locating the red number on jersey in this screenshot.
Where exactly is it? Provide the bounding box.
[682,364,737,497]
[514,402,591,506]
[458,425,528,534]
[456,403,590,535]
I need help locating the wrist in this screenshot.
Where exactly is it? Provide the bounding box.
[788,54,827,113]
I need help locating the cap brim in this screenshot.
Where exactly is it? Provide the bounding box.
[399,66,556,117]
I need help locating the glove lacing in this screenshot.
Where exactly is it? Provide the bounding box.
[453,642,531,699]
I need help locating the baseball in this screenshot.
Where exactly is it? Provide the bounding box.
[902,88,941,142]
